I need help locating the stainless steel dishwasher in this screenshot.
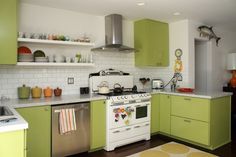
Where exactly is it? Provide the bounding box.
[52,103,90,157]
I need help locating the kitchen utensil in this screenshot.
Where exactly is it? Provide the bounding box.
[54,87,62,96]
[151,79,164,89]
[44,87,53,97]
[31,86,42,98]
[17,84,30,99]
[113,83,123,94]
[177,88,194,93]
[18,46,32,54]
[97,81,110,94]
[132,85,138,93]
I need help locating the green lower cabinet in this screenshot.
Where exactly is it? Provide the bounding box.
[16,106,51,157]
[159,94,171,134]
[90,100,106,150]
[0,130,25,157]
[171,116,209,145]
[169,95,231,149]
[151,94,160,134]
[171,96,210,122]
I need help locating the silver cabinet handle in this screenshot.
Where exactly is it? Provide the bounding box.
[184,98,191,101]
[184,119,191,123]
[134,125,141,128]
[144,123,149,126]
[113,130,120,133]
[126,128,131,131]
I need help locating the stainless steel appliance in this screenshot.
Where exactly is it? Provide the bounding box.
[91,14,135,52]
[52,103,90,157]
[151,79,164,89]
[89,69,151,151]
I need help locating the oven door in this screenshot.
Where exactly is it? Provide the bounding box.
[133,101,150,124]
[108,103,135,129]
[108,101,150,129]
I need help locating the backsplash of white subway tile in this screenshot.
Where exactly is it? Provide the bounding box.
[0,52,179,99]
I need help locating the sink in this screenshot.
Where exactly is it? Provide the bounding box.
[0,106,13,116]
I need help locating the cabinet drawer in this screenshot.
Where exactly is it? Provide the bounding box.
[171,116,209,145]
[171,96,210,122]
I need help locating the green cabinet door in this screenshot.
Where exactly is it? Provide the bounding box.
[171,96,210,122]
[134,19,169,67]
[16,106,51,157]
[160,94,171,134]
[0,0,17,64]
[90,100,106,150]
[171,116,210,145]
[0,130,25,157]
[151,94,160,134]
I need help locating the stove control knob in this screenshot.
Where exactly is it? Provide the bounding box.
[124,96,128,99]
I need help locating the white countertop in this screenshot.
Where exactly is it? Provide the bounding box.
[0,106,28,133]
[0,94,106,108]
[150,89,232,99]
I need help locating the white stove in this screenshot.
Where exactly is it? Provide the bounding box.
[89,69,151,151]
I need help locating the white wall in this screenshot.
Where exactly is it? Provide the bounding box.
[1,3,234,98]
[195,40,208,92]
[0,3,181,98]
[189,20,236,91]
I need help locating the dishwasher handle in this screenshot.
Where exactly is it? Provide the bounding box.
[53,105,89,113]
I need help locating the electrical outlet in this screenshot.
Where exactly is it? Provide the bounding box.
[178,74,183,81]
[67,77,74,84]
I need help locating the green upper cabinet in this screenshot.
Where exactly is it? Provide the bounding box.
[90,100,106,150]
[134,19,169,67]
[0,0,17,64]
[16,106,51,157]
[159,94,171,135]
[151,94,160,134]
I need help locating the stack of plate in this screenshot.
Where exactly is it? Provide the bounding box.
[35,57,49,62]
[18,46,34,62]
[18,53,34,62]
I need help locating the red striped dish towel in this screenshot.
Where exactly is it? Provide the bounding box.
[59,108,77,134]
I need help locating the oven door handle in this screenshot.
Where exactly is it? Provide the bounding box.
[134,104,150,107]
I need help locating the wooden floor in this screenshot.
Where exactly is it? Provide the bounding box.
[70,130,236,157]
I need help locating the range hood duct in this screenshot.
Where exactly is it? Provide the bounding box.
[91,14,135,52]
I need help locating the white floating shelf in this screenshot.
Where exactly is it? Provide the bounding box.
[18,38,95,46]
[16,62,95,67]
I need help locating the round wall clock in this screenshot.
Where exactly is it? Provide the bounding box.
[175,49,183,57]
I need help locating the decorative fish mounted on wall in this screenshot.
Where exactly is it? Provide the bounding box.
[198,25,221,46]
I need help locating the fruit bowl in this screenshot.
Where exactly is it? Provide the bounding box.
[177,88,194,93]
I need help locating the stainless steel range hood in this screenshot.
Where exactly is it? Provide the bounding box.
[91,14,135,52]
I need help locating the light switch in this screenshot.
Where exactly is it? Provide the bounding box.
[68,77,74,84]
